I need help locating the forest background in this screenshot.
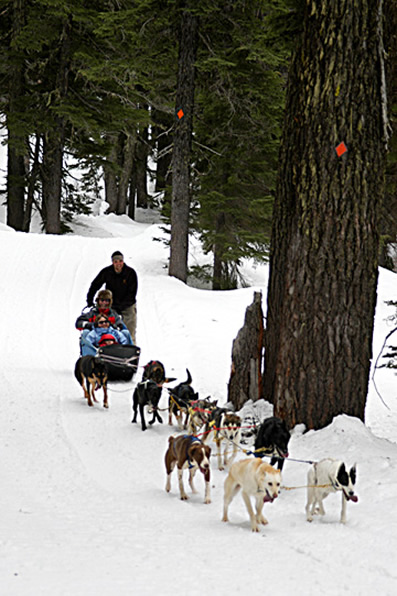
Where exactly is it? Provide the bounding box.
[2,0,395,290]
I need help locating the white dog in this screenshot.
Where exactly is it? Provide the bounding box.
[306,458,358,524]
[222,458,281,532]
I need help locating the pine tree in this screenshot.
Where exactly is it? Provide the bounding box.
[263,0,389,430]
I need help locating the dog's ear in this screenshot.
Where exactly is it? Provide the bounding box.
[337,462,348,487]
[350,464,357,485]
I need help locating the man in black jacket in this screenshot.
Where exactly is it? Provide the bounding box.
[86,251,138,342]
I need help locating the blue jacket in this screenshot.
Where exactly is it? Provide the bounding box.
[85,325,128,347]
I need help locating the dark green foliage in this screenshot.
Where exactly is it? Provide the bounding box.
[0,0,302,280]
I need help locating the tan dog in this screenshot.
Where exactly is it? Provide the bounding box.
[165,435,212,504]
[222,458,281,532]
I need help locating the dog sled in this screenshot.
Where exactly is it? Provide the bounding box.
[97,343,141,381]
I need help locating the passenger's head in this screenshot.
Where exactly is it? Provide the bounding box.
[98,334,116,347]
[96,289,113,309]
[95,314,110,328]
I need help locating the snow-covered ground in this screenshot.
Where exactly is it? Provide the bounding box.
[0,208,396,596]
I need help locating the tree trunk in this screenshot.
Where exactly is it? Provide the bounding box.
[136,131,149,209]
[228,292,264,411]
[6,0,26,231]
[41,16,71,234]
[116,133,135,215]
[169,3,198,282]
[380,0,397,270]
[213,211,225,290]
[262,0,388,430]
[42,124,64,234]
[103,136,119,213]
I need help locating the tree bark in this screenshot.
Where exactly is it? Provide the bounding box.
[116,133,135,215]
[103,136,119,213]
[213,212,225,290]
[6,0,26,231]
[263,0,388,430]
[41,16,71,234]
[228,292,264,411]
[169,4,198,282]
[135,131,149,209]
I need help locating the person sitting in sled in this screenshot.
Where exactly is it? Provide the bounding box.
[98,334,117,347]
[80,315,130,356]
[76,289,133,346]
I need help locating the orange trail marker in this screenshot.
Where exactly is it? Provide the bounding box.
[335,141,347,157]
[177,108,184,120]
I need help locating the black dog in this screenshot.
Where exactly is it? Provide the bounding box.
[142,360,176,385]
[167,369,198,428]
[74,356,109,408]
[254,416,290,470]
[132,380,163,431]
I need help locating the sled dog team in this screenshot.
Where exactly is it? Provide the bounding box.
[74,357,358,531]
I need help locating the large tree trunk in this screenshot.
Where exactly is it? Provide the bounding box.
[263,0,388,430]
[42,16,71,234]
[380,0,397,270]
[6,0,26,231]
[169,3,198,282]
[42,122,65,234]
[228,292,264,411]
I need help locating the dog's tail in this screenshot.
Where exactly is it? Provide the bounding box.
[185,369,192,385]
[168,435,175,446]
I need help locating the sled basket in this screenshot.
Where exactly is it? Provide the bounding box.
[97,344,141,381]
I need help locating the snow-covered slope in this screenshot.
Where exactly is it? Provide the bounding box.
[0,211,396,596]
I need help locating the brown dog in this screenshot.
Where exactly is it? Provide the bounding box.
[74,356,109,408]
[165,435,212,504]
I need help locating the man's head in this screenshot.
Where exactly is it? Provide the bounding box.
[112,251,124,274]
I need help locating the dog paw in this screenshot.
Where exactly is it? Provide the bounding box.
[204,498,211,504]
[260,517,269,525]
[103,404,109,409]
[180,495,189,501]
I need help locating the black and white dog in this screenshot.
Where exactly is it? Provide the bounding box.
[168,369,198,428]
[254,416,290,470]
[132,380,163,431]
[306,458,358,524]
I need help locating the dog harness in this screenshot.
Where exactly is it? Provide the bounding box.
[179,435,203,469]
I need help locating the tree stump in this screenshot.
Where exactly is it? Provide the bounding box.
[228,291,264,411]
